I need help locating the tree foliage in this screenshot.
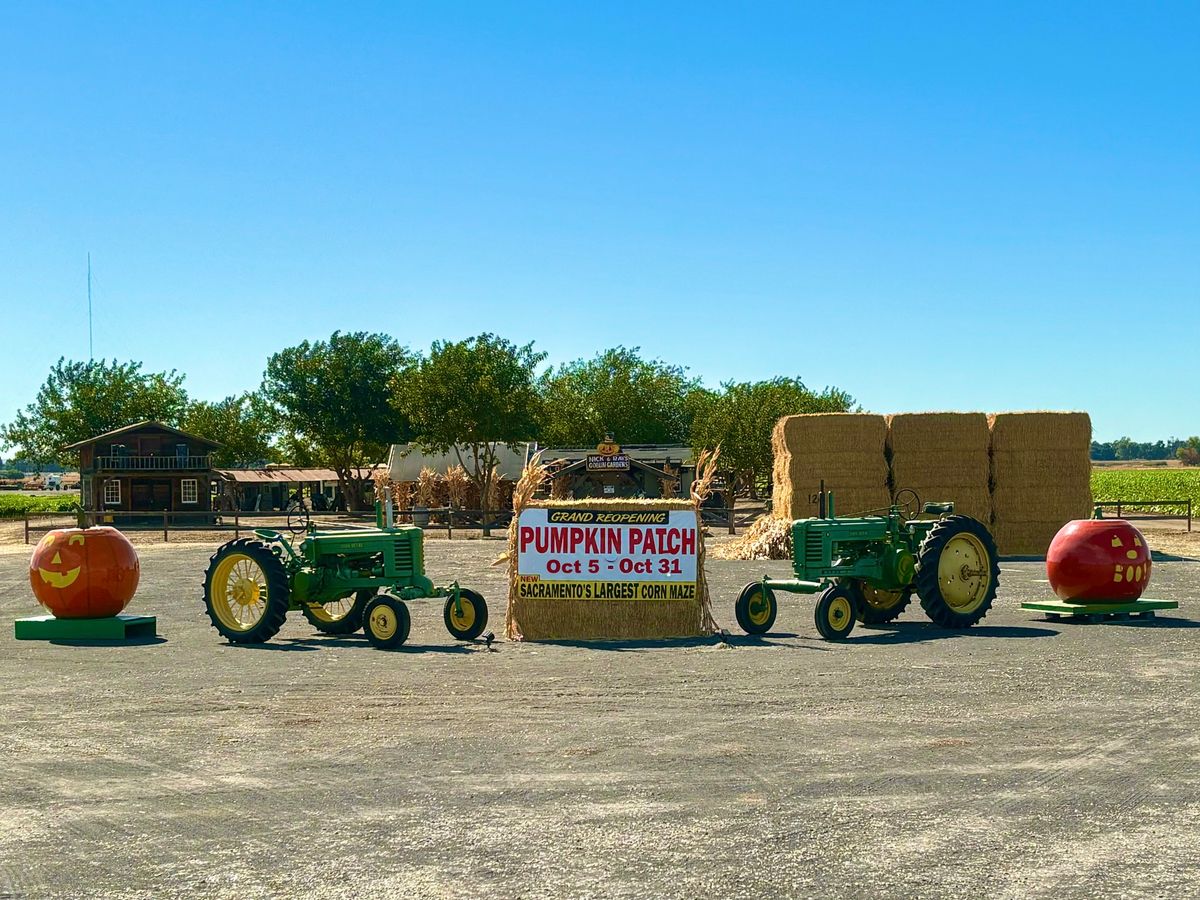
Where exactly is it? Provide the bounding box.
[262,332,413,509]
[181,393,278,468]
[539,347,699,446]
[689,378,855,498]
[396,334,544,534]
[1,358,189,466]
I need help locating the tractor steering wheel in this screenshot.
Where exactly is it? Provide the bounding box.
[892,488,922,520]
[287,499,311,534]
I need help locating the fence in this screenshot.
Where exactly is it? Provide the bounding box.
[15,503,764,543]
[1092,500,1192,532]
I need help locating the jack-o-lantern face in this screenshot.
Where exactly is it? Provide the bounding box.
[35,532,86,589]
[1047,519,1152,603]
[28,527,140,619]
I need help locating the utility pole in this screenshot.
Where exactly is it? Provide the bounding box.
[87,252,94,361]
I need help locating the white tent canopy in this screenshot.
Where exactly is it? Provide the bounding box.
[387,443,532,482]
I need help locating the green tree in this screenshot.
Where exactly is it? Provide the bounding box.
[182,393,278,468]
[262,332,414,510]
[689,378,854,501]
[1177,437,1200,466]
[1,358,189,466]
[538,347,700,446]
[396,334,545,535]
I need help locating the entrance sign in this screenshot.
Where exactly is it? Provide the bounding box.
[516,507,698,601]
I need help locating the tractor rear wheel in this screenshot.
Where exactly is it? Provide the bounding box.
[915,516,1000,628]
[363,594,411,649]
[203,538,291,643]
[735,582,777,634]
[847,580,913,626]
[444,589,488,641]
[302,589,374,635]
[814,585,856,641]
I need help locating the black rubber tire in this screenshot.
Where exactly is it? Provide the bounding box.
[444,588,488,641]
[301,589,375,635]
[846,580,913,626]
[363,594,411,649]
[203,538,291,644]
[734,582,777,635]
[814,585,856,641]
[915,515,1000,629]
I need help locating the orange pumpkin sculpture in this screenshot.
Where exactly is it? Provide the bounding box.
[28,527,140,618]
[1046,518,1151,603]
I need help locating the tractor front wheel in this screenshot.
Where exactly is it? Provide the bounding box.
[847,580,913,626]
[735,582,777,634]
[203,538,291,643]
[915,516,1000,629]
[302,589,374,635]
[363,594,411,649]
[444,589,488,641]
[814,585,856,641]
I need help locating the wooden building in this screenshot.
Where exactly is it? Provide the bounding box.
[538,439,697,500]
[65,421,220,521]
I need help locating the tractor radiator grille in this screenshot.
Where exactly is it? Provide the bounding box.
[804,531,824,566]
[392,538,415,573]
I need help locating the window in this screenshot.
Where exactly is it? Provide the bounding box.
[103,480,121,505]
[181,479,198,504]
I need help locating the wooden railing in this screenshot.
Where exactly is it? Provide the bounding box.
[94,455,211,471]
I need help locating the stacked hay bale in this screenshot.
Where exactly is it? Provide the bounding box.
[887,413,992,522]
[772,413,891,519]
[989,412,1093,555]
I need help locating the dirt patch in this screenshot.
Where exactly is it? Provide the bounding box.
[1,541,1198,898]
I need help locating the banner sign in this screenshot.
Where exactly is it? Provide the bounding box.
[585,453,630,471]
[516,507,699,601]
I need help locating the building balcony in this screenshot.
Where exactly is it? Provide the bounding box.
[93,455,212,472]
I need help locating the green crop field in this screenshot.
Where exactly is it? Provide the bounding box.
[1090,469,1200,516]
[0,494,80,517]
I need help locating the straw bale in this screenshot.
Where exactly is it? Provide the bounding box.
[987,411,1093,556]
[991,520,1071,557]
[505,497,715,642]
[988,412,1092,452]
[772,414,890,519]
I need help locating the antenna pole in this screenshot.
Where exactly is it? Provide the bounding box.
[87,252,94,361]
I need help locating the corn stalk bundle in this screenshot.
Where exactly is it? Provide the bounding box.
[415,466,441,508]
[988,411,1093,555]
[887,412,992,522]
[503,450,718,641]
[444,465,470,508]
[772,413,891,519]
[712,514,793,560]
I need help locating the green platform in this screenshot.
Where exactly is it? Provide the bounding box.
[14,614,158,641]
[1021,598,1177,622]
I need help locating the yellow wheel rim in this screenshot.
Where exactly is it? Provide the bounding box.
[826,595,853,629]
[449,598,477,631]
[747,590,772,626]
[860,583,905,611]
[937,533,992,612]
[307,595,357,623]
[210,553,269,632]
[369,605,398,641]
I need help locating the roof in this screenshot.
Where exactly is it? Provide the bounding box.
[63,420,223,451]
[215,465,385,485]
[551,457,673,479]
[536,443,696,465]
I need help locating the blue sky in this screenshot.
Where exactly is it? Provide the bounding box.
[1,2,1196,442]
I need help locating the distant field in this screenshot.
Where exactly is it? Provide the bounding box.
[0,493,79,517]
[1091,468,1200,515]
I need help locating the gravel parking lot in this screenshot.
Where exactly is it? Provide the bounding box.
[1,537,1197,899]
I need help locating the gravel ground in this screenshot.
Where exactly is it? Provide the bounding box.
[1,537,1197,900]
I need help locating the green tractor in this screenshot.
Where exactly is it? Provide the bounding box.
[202,493,488,649]
[736,488,1000,641]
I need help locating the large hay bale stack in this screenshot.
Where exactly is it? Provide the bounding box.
[772,413,890,519]
[989,412,1093,555]
[887,413,992,522]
